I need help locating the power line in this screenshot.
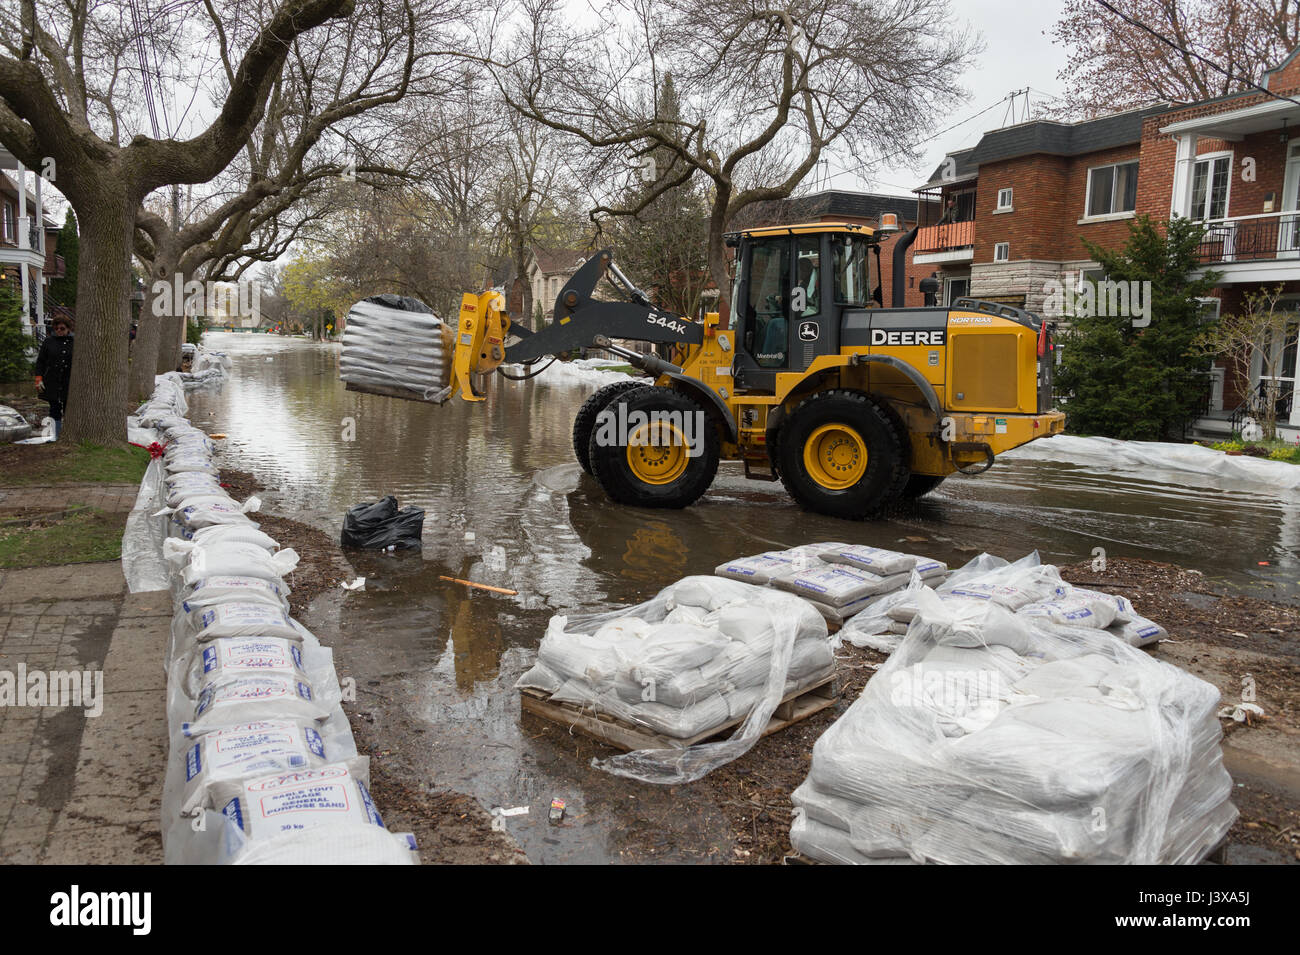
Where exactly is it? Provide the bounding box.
[1089,0,1300,108]
[821,92,1013,191]
[833,92,1015,183]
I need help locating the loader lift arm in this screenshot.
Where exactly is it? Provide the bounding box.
[452,249,706,400]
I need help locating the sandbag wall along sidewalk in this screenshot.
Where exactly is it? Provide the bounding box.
[126,370,418,864]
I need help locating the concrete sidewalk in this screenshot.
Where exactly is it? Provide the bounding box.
[0,562,169,864]
[0,483,141,514]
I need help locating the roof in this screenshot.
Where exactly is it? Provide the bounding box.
[529,247,587,274]
[732,190,924,230]
[921,105,1175,189]
[919,148,978,190]
[729,220,877,239]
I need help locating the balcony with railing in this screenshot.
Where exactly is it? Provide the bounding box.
[0,215,45,264]
[1196,211,1300,266]
[913,219,975,261]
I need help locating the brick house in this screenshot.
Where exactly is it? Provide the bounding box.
[0,150,60,336]
[1133,46,1300,439]
[911,50,1300,442]
[910,105,1173,315]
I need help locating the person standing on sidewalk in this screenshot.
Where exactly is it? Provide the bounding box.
[34,317,74,438]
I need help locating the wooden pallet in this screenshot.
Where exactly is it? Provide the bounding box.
[519,674,839,752]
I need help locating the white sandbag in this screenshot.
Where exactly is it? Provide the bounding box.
[183,673,332,735]
[775,564,904,607]
[163,455,220,476]
[208,759,382,846]
[181,544,299,585]
[174,636,312,698]
[1108,615,1167,648]
[182,576,290,612]
[170,495,261,530]
[1070,587,1136,624]
[179,602,303,644]
[175,719,334,815]
[714,552,803,584]
[189,523,279,551]
[820,544,916,575]
[231,825,417,866]
[1018,595,1117,629]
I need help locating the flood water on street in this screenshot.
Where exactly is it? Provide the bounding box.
[188,333,1300,863]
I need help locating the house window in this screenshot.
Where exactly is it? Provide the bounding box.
[996,188,1013,211]
[1190,153,1231,221]
[1086,161,1138,217]
[993,242,1010,263]
[1,204,13,242]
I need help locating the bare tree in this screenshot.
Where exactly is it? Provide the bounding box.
[0,0,357,444]
[1049,0,1300,118]
[490,0,976,316]
[123,0,460,400]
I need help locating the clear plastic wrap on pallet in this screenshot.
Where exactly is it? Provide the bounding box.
[791,589,1236,864]
[515,575,832,784]
[339,295,452,401]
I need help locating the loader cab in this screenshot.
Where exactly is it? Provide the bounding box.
[728,223,881,393]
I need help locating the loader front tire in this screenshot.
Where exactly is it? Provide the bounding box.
[776,390,907,519]
[588,387,719,509]
[901,474,946,499]
[572,379,650,475]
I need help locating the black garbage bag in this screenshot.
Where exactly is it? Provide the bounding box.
[341,496,425,550]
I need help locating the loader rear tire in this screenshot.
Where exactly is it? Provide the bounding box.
[588,387,719,509]
[901,474,946,499]
[572,379,650,475]
[776,390,907,520]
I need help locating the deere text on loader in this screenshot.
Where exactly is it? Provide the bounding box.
[368,220,1065,519]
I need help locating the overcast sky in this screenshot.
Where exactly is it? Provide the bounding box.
[815,0,1072,198]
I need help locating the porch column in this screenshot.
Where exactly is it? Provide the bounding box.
[1170,133,1199,218]
[33,172,42,254]
[15,161,25,237]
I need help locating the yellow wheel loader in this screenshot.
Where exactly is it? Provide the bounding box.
[347,220,1065,520]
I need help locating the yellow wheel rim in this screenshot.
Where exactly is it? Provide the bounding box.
[625,421,690,485]
[803,423,867,489]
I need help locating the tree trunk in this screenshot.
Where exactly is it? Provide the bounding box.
[707,193,732,327]
[157,304,186,375]
[62,189,136,446]
[130,296,163,403]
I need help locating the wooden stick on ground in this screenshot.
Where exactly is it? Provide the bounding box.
[438,575,518,595]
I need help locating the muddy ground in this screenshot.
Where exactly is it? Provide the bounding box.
[221,470,526,864]
[223,468,1300,865]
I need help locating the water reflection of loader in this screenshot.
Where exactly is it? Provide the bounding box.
[565,483,689,586]
[443,556,506,691]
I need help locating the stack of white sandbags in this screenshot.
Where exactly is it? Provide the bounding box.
[339,295,451,402]
[842,551,1169,654]
[516,576,833,783]
[125,374,415,864]
[790,589,1236,864]
[715,543,948,625]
